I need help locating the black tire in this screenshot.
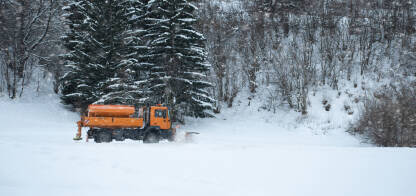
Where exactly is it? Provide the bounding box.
[113,130,125,141]
[167,133,175,142]
[94,130,112,143]
[143,130,160,143]
[94,134,101,143]
[87,129,94,139]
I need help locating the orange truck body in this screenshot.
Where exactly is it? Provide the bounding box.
[81,116,144,128]
[88,105,135,117]
[82,105,143,128]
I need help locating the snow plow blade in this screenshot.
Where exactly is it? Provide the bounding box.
[73,136,82,141]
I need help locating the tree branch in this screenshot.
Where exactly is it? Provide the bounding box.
[28,0,55,53]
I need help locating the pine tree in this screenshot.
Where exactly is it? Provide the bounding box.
[60,0,95,109]
[60,0,136,109]
[145,0,214,119]
[100,0,151,106]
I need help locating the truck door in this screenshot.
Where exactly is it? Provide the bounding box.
[150,107,170,130]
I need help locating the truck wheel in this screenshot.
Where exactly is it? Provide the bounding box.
[144,131,159,143]
[168,134,175,142]
[95,130,112,143]
[87,128,94,139]
[113,130,125,141]
[94,134,101,143]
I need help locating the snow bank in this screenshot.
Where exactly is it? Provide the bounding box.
[1,90,416,196]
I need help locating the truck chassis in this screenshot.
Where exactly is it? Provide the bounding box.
[86,127,175,143]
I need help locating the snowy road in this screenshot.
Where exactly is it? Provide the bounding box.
[1,99,416,196]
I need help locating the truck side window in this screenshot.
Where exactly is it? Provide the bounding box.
[155,110,166,118]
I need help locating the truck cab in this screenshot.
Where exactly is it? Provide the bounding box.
[149,106,171,130]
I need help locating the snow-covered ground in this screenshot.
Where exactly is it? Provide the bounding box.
[1,93,416,196]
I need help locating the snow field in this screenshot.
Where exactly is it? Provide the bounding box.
[1,94,416,196]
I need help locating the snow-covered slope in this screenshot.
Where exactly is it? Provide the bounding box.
[1,93,416,196]
[184,89,362,147]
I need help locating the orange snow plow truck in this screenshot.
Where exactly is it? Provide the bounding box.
[74,104,176,143]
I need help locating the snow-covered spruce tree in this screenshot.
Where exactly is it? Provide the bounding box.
[60,0,92,108]
[60,0,141,109]
[99,0,151,106]
[145,0,214,119]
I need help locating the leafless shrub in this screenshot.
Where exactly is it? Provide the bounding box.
[350,82,416,147]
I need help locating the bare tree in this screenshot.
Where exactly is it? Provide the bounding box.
[0,0,59,98]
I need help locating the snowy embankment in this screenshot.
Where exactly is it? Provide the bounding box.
[1,93,416,196]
